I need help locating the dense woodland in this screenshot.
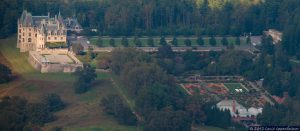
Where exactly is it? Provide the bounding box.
[1,0,300,130]
[1,0,300,56]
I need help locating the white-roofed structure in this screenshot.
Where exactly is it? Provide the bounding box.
[216,100,263,117]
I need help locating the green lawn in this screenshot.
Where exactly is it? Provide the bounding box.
[0,37,36,74]
[223,83,247,93]
[89,36,246,47]
[0,36,137,131]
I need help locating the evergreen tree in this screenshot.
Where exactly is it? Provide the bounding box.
[147,37,154,47]
[197,36,205,46]
[121,37,129,47]
[221,37,229,46]
[235,36,241,45]
[184,38,192,46]
[159,36,167,45]
[246,36,251,44]
[97,36,103,47]
[109,38,115,47]
[134,37,142,47]
[209,36,217,46]
[172,37,178,47]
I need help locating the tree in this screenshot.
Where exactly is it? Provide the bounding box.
[197,36,205,46]
[109,38,115,47]
[0,64,12,84]
[261,34,274,55]
[42,93,65,112]
[202,103,232,128]
[74,64,97,94]
[0,96,27,131]
[26,103,55,125]
[246,36,251,44]
[134,37,142,47]
[121,37,129,47]
[172,37,178,47]
[209,36,217,46]
[72,43,84,55]
[101,94,137,125]
[184,38,192,46]
[97,36,103,47]
[159,36,167,45]
[144,108,192,131]
[257,104,287,125]
[157,44,174,59]
[85,47,94,62]
[147,37,154,47]
[221,37,229,46]
[235,36,241,45]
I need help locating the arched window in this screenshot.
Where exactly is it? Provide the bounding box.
[28,38,32,42]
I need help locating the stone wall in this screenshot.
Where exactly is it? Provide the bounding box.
[28,51,83,73]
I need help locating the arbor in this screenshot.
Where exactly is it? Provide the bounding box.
[74,64,97,94]
[209,36,217,46]
[121,37,129,47]
[0,64,12,84]
[184,38,192,46]
[197,36,205,46]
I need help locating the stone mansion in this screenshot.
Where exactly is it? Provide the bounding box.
[17,10,82,52]
[17,10,83,73]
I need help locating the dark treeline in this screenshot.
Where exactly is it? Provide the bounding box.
[0,94,65,130]
[0,0,298,37]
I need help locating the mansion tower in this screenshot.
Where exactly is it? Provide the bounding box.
[17,10,67,52]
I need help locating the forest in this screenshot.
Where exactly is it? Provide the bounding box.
[1,0,300,130]
[1,0,300,56]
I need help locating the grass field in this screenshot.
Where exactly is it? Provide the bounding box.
[223,83,247,93]
[0,36,137,131]
[89,36,246,47]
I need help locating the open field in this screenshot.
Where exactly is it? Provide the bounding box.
[223,83,248,94]
[0,36,137,131]
[89,36,247,47]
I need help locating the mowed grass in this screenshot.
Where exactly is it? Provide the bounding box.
[0,36,137,131]
[0,37,36,74]
[223,83,247,93]
[89,36,246,47]
[0,37,77,81]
